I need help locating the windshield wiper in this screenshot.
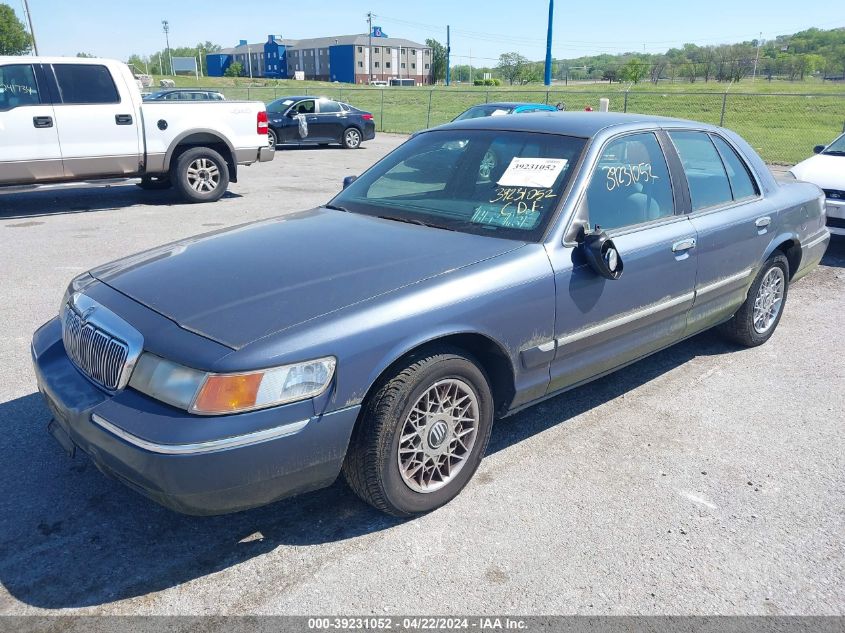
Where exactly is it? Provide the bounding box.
[822,150,845,156]
[324,203,350,212]
[375,215,463,232]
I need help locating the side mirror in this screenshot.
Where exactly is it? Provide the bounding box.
[581,231,623,280]
[342,175,358,189]
[813,145,825,154]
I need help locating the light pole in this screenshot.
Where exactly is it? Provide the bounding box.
[162,20,173,76]
[22,0,39,55]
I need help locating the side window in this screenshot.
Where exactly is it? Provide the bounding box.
[0,64,42,110]
[582,132,674,231]
[293,100,315,114]
[669,131,733,211]
[711,135,759,201]
[53,64,120,104]
[318,100,341,114]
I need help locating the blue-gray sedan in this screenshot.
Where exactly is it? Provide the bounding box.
[32,113,830,516]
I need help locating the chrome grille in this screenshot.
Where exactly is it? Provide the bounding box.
[62,304,129,391]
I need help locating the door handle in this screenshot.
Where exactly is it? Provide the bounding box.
[755,216,771,228]
[33,116,53,128]
[672,237,696,252]
[115,114,133,125]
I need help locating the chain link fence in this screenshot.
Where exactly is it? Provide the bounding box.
[205,86,845,165]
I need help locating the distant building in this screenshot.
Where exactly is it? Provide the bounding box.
[207,32,434,85]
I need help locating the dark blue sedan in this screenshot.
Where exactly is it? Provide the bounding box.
[266,96,376,149]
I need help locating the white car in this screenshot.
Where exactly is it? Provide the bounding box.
[790,133,845,236]
[0,56,273,203]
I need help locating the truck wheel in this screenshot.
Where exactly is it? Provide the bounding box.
[136,175,171,190]
[343,346,494,517]
[171,147,229,203]
[342,127,362,149]
[719,253,789,347]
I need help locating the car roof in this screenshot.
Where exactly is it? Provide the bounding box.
[482,102,551,109]
[438,111,709,137]
[272,95,322,102]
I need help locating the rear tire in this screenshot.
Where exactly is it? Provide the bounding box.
[343,346,494,517]
[342,127,362,149]
[719,253,789,347]
[171,147,229,204]
[136,175,171,190]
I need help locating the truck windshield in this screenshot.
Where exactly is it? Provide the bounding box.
[330,129,586,242]
[822,133,845,156]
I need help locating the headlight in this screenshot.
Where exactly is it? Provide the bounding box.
[128,353,336,415]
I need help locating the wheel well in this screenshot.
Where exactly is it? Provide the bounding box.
[775,239,801,279]
[169,133,237,182]
[363,334,516,417]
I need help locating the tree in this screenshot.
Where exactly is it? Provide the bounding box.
[619,58,648,84]
[0,3,31,55]
[224,61,243,78]
[76,52,95,58]
[425,38,447,83]
[497,52,529,85]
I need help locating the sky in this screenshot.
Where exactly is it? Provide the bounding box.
[10,0,845,64]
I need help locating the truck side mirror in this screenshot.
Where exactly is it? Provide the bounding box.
[343,175,358,189]
[813,145,825,154]
[581,231,623,280]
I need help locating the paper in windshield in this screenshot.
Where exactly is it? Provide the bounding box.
[497,158,568,188]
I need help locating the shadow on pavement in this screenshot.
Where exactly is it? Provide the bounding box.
[0,186,242,220]
[821,235,844,268]
[0,330,737,609]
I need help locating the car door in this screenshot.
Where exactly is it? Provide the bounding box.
[0,62,63,184]
[666,130,773,335]
[313,99,346,142]
[545,131,699,393]
[280,99,316,143]
[49,62,141,178]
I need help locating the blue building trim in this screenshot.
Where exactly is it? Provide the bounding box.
[263,35,288,78]
[207,53,231,77]
[329,45,354,83]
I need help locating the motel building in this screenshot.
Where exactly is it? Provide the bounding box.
[206,30,435,85]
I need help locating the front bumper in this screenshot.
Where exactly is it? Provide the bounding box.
[825,198,845,236]
[32,317,359,515]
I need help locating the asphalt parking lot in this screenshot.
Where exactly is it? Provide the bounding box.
[0,133,843,616]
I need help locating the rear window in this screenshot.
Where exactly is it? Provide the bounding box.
[319,100,342,113]
[53,64,120,105]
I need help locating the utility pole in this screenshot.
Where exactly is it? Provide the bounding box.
[367,11,373,82]
[752,31,762,80]
[469,49,473,84]
[446,25,451,86]
[162,20,173,76]
[544,0,553,86]
[22,0,39,55]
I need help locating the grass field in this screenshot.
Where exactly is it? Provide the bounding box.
[153,75,845,164]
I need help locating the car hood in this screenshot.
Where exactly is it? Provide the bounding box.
[791,154,844,190]
[90,208,525,350]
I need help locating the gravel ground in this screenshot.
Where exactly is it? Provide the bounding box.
[0,133,842,616]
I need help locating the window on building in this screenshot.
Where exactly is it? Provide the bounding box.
[401,62,406,69]
[401,48,406,54]
[386,62,391,69]
[53,64,120,104]
[358,46,363,53]
[385,47,391,53]
[411,49,416,55]
[425,64,429,69]
[411,63,416,69]
[425,50,430,56]
[358,61,363,68]
[375,61,380,68]
[374,47,380,53]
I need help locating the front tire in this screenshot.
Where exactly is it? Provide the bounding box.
[343,346,494,517]
[171,147,230,204]
[719,253,789,347]
[342,127,362,149]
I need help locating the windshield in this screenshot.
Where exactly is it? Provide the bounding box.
[822,133,845,155]
[453,105,513,121]
[330,129,586,241]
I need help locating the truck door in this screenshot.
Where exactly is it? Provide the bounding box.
[0,62,63,184]
[49,62,141,178]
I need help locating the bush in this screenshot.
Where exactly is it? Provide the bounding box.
[224,61,243,78]
[473,79,485,86]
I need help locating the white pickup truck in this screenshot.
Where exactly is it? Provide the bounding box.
[0,56,273,203]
